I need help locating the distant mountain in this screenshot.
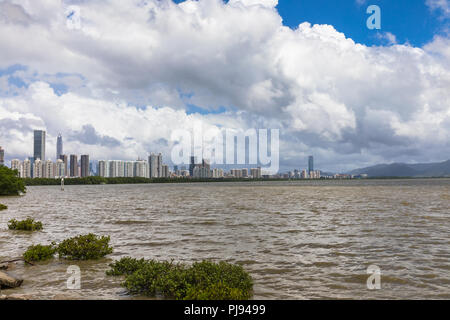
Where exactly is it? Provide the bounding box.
[349,160,450,177]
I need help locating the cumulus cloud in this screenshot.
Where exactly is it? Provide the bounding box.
[0,0,449,172]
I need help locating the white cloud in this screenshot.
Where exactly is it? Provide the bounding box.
[0,0,449,171]
[426,0,450,17]
[376,32,397,45]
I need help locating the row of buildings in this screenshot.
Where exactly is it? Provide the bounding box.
[10,155,90,179]
[97,154,170,178]
[7,130,91,178]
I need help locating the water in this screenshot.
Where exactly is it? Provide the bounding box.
[1,179,449,299]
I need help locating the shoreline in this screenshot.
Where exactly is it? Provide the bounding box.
[21,176,450,187]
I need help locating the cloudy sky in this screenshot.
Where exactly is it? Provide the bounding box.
[0,0,449,172]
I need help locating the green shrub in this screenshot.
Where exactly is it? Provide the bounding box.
[8,218,43,231]
[0,166,26,195]
[23,244,56,262]
[107,258,253,300]
[106,257,149,276]
[57,233,113,260]
[0,203,7,211]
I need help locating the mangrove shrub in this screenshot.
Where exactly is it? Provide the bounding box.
[0,166,26,195]
[8,218,43,231]
[23,244,56,262]
[57,233,113,260]
[107,258,253,300]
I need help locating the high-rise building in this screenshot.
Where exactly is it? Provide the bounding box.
[56,159,65,177]
[0,146,4,166]
[59,154,68,177]
[23,159,31,178]
[33,159,43,178]
[157,153,163,177]
[202,159,210,173]
[308,155,314,173]
[70,154,78,177]
[250,167,262,179]
[189,156,197,177]
[11,159,21,176]
[34,130,46,161]
[56,133,63,160]
[43,160,56,178]
[149,153,162,178]
[97,160,109,177]
[161,164,168,178]
[134,160,148,178]
[301,169,308,179]
[80,155,89,177]
[124,161,134,177]
[108,160,125,177]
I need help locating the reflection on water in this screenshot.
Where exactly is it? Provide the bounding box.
[1,179,449,299]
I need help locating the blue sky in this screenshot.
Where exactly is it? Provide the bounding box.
[277,0,447,46]
[172,0,448,47]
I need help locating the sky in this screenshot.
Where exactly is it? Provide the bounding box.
[0,0,449,172]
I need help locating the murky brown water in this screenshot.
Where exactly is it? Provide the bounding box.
[1,179,449,299]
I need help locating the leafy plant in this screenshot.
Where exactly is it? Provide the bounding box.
[0,203,7,211]
[106,257,149,276]
[56,233,113,260]
[8,218,43,231]
[23,244,56,262]
[106,258,253,300]
[0,166,26,195]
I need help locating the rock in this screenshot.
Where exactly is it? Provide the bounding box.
[0,271,23,289]
[0,263,8,270]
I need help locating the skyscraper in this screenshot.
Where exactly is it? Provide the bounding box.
[80,155,89,177]
[157,153,163,177]
[70,154,78,177]
[56,159,65,177]
[308,155,314,173]
[189,156,197,177]
[148,153,163,178]
[34,130,46,161]
[57,133,63,160]
[0,146,4,166]
[59,154,68,177]
[97,160,109,177]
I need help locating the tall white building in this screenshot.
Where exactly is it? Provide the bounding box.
[11,159,22,176]
[109,160,125,178]
[125,161,134,177]
[98,160,109,177]
[43,160,55,178]
[56,159,66,177]
[23,159,32,178]
[134,160,148,178]
[33,159,43,178]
